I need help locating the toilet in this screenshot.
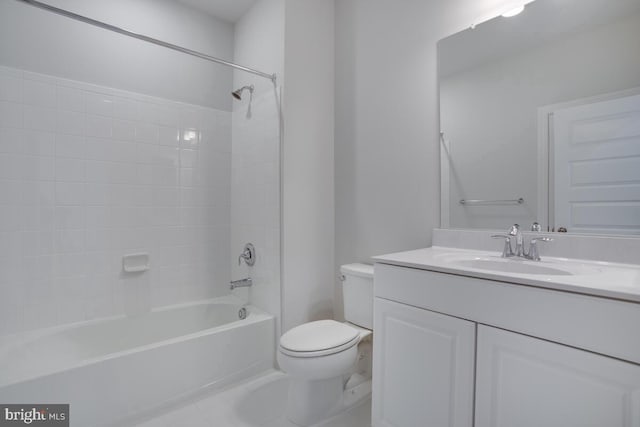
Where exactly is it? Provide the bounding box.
[278,263,374,426]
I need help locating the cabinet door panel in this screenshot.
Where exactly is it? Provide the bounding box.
[372,298,475,427]
[476,325,640,427]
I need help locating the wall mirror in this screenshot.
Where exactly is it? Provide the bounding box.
[438,0,640,235]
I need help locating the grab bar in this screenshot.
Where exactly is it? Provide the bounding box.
[460,198,524,206]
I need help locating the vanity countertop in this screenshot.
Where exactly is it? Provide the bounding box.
[373,246,640,303]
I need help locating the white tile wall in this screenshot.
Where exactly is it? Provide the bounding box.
[231,88,281,334]
[0,65,232,336]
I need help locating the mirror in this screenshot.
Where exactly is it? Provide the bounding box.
[438,0,640,235]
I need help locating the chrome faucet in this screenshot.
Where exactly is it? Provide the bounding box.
[493,223,553,261]
[509,224,525,257]
[230,277,252,290]
[491,234,514,258]
[238,243,255,266]
[527,236,553,261]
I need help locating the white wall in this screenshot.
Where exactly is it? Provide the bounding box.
[0,0,234,110]
[231,0,284,335]
[232,0,336,334]
[233,0,285,96]
[281,0,335,332]
[442,12,640,230]
[0,66,232,336]
[334,0,514,319]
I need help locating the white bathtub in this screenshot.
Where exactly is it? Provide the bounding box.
[0,296,274,427]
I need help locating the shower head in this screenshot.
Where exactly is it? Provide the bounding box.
[232,85,254,100]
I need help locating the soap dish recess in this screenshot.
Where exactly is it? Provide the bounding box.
[123,253,150,273]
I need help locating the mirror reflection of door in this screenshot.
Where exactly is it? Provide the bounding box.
[551,92,640,235]
[438,0,640,234]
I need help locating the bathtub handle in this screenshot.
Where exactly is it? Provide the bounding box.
[238,243,255,266]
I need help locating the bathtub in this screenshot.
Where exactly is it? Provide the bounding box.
[0,296,274,427]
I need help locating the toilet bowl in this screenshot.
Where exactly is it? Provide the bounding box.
[278,264,374,426]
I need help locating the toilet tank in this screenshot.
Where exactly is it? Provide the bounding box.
[340,263,374,329]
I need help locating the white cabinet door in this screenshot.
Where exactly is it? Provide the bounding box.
[372,298,476,427]
[476,325,640,427]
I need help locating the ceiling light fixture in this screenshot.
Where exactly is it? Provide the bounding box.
[471,0,535,28]
[502,5,525,17]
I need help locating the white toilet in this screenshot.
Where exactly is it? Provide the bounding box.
[278,263,374,426]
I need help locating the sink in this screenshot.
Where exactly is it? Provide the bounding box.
[392,248,613,279]
[453,259,573,276]
[431,251,604,276]
[374,247,639,303]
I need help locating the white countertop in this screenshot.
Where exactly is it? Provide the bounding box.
[373,246,640,303]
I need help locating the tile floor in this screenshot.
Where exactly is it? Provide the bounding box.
[131,370,371,427]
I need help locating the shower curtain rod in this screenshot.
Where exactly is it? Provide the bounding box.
[14,0,277,83]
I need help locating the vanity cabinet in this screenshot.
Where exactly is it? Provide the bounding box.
[372,263,640,427]
[372,298,475,427]
[475,325,640,427]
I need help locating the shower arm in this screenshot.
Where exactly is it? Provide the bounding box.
[13,0,277,83]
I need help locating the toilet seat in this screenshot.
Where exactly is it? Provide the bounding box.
[279,320,360,358]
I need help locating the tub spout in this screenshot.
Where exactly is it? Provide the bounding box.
[230,277,253,290]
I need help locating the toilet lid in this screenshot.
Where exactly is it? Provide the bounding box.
[280,320,359,354]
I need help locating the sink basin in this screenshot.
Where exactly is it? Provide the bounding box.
[374,247,639,303]
[426,249,608,278]
[454,259,573,276]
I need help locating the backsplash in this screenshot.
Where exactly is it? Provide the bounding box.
[0,65,231,336]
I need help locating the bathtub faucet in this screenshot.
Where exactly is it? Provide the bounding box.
[230,277,253,290]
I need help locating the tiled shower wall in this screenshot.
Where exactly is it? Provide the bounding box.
[0,65,231,336]
[231,88,281,334]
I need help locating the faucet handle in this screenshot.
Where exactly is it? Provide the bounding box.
[237,243,256,266]
[491,234,514,258]
[528,236,553,261]
[491,234,511,239]
[530,236,553,244]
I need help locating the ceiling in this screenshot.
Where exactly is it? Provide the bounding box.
[176,0,257,23]
[439,0,640,77]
